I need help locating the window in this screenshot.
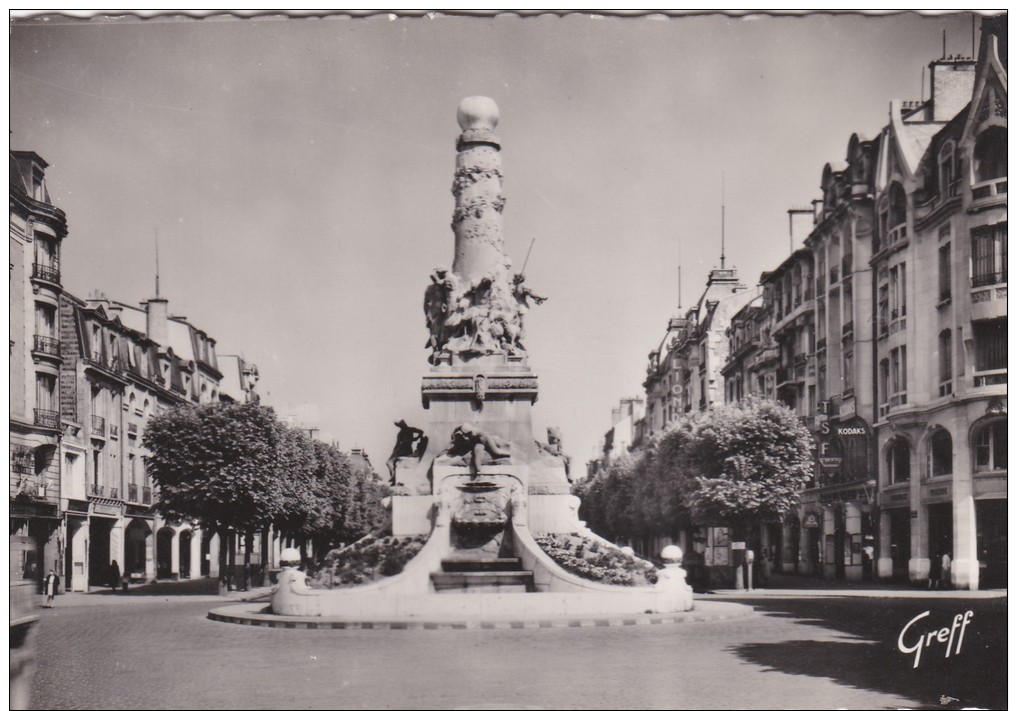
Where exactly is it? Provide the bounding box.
[973,319,1007,372]
[974,420,1007,471]
[971,223,1007,287]
[890,346,907,406]
[35,303,56,338]
[887,438,911,484]
[842,350,854,392]
[938,243,951,302]
[887,182,907,241]
[889,263,907,319]
[878,284,889,335]
[973,127,1007,183]
[879,359,890,417]
[939,330,953,396]
[36,374,57,411]
[930,430,953,477]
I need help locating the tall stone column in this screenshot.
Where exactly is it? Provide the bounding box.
[169,528,180,579]
[877,509,893,579]
[190,529,203,579]
[452,96,506,285]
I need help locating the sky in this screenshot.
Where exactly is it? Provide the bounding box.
[10,11,983,469]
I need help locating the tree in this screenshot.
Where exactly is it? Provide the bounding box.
[576,397,814,559]
[144,402,288,593]
[663,397,815,534]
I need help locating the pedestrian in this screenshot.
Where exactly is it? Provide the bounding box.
[44,569,59,608]
[940,551,952,589]
[928,550,942,589]
[109,560,121,591]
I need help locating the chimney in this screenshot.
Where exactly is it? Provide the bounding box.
[145,297,169,347]
[929,57,976,122]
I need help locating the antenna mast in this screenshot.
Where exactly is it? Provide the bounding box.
[154,228,161,297]
[720,172,726,269]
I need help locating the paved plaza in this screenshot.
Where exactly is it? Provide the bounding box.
[26,585,1006,710]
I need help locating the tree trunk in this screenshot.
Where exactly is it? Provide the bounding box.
[217,528,229,596]
[242,530,253,591]
[227,531,236,592]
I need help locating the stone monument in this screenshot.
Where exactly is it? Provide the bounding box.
[393,96,573,546]
[271,98,692,617]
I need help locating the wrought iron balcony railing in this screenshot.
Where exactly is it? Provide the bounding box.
[128,483,139,502]
[34,408,60,429]
[32,334,61,357]
[972,271,1007,288]
[32,263,61,284]
[91,415,106,435]
[142,486,153,505]
[89,483,104,497]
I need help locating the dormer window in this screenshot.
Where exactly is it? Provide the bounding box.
[973,127,1007,184]
[939,141,957,197]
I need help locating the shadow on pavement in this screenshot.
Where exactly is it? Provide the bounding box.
[729,597,1006,710]
[88,578,245,596]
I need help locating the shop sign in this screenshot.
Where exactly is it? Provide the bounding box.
[803,512,821,528]
[92,501,121,517]
[731,541,746,550]
[926,485,951,499]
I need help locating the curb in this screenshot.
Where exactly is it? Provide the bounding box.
[207,599,754,630]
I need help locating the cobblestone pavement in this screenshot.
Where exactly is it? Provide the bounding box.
[27,592,1005,710]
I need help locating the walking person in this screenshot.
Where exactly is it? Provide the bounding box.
[927,550,942,589]
[940,551,952,590]
[43,569,59,608]
[109,560,121,591]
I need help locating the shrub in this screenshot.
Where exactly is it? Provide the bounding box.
[308,534,428,589]
[535,533,658,586]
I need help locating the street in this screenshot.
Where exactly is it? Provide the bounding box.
[27,589,1006,710]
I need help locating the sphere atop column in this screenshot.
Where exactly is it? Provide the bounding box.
[457,96,499,131]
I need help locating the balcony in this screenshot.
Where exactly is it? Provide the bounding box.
[128,483,139,502]
[887,223,907,248]
[890,393,908,408]
[938,289,952,304]
[972,270,1007,288]
[32,334,61,358]
[84,351,125,375]
[109,487,120,500]
[89,483,104,498]
[974,369,1007,387]
[816,337,827,352]
[142,486,153,505]
[879,403,890,419]
[34,408,60,429]
[91,414,106,436]
[109,424,119,438]
[793,352,808,366]
[31,262,61,285]
[970,177,1007,202]
[939,380,953,397]
[842,321,854,337]
[128,422,138,434]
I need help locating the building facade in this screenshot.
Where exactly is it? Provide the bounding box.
[9,149,270,591]
[871,23,1006,590]
[642,267,757,439]
[716,19,1006,589]
[9,151,68,586]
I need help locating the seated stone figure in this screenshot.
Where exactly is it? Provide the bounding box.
[535,426,572,482]
[438,423,513,478]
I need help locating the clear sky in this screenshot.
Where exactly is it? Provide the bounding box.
[10,11,982,469]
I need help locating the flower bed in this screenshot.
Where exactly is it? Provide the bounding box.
[310,534,428,589]
[534,533,658,586]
